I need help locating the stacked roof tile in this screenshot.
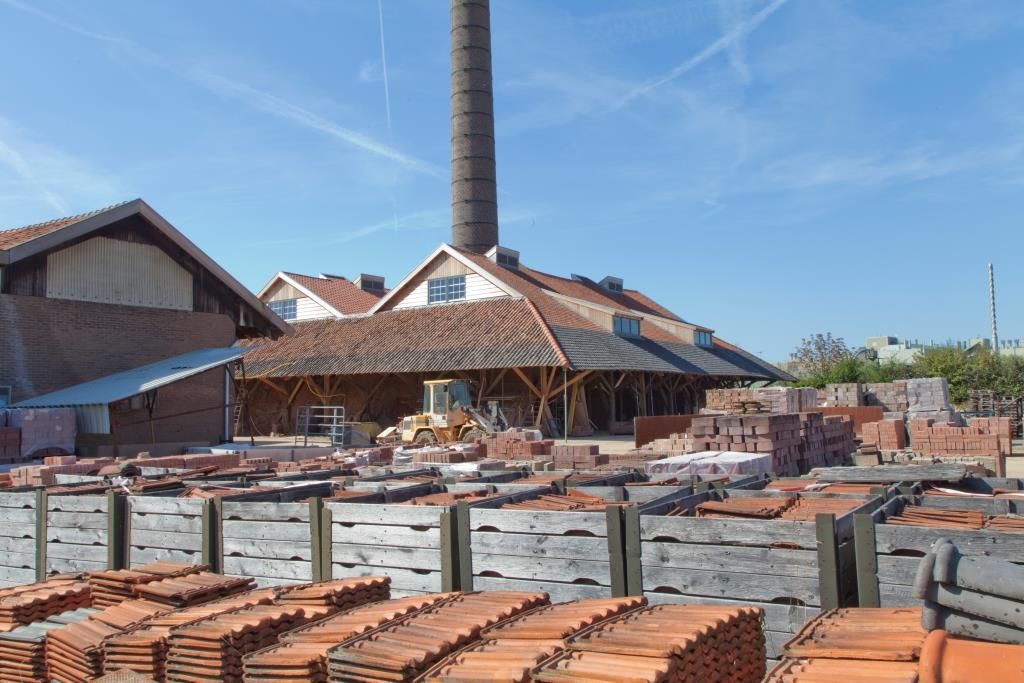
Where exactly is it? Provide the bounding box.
[89,563,206,607]
[0,578,92,629]
[0,606,96,682]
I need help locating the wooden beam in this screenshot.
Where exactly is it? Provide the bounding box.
[484,368,508,396]
[257,377,290,396]
[545,370,593,400]
[614,372,629,390]
[287,379,304,407]
[513,367,543,399]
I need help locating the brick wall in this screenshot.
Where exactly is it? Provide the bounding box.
[0,293,237,444]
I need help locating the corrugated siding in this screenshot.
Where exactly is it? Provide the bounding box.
[46,236,192,310]
[393,273,506,310]
[295,296,331,320]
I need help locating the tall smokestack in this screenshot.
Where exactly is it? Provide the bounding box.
[450,0,499,253]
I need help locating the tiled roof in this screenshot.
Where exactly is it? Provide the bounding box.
[242,298,565,377]
[284,272,381,316]
[0,200,135,250]
[517,266,688,322]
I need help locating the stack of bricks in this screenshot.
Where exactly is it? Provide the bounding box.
[690,414,804,476]
[861,419,907,452]
[8,458,117,487]
[412,446,482,465]
[822,415,856,464]
[239,457,272,468]
[705,387,817,414]
[551,444,608,469]
[909,417,1011,457]
[478,429,551,461]
[798,413,827,470]
[864,382,909,413]
[824,383,863,407]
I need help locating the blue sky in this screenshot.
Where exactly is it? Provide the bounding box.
[1,0,1022,361]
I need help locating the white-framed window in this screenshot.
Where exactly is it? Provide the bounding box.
[613,315,640,337]
[269,298,298,321]
[427,275,466,304]
[0,386,11,408]
[695,331,713,347]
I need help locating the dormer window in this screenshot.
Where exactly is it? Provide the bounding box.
[613,315,640,338]
[599,276,624,293]
[486,245,520,270]
[695,331,712,347]
[355,274,386,293]
[268,298,297,321]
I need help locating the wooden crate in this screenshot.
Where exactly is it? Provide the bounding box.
[631,488,882,659]
[128,496,206,568]
[0,492,38,587]
[326,501,453,597]
[220,500,316,586]
[855,494,1024,608]
[45,494,108,574]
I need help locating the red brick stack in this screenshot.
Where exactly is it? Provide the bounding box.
[822,415,856,464]
[798,413,827,470]
[552,444,608,469]
[0,426,20,464]
[690,415,804,476]
[478,430,554,461]
[862,419,907,452]
[910,418,1010,457]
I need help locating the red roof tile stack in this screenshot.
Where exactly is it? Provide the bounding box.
[500,489,615,512]
[777,497,864,521]
[0,579,92,629]
[45,599,172,681]
[274,577,390,611]
[0,606,95,681]
[766,608,925,683]
[102,589,279,680]
[164,603,333,682]
[133,572,255,607]
[242,594,448,682]
[533,604,765,683]
[89,563,207,607]
[326,591,549,681]
[695,497,794,519]
[886,506,985,530]
[421,597,648,682]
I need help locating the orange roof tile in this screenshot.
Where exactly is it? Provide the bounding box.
[0,201,134,250]
[285,272,382,315]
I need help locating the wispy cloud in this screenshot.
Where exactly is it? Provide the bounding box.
[614,0,788,108]
[0,0,442,179]
[0,118,121,221]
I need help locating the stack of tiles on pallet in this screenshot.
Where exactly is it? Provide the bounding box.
[910,417,1012,457]
[689,415,804,476]
[532,604,766,683]
[0,606,96,681]
[326,591,548,681]
[0,578,92,629]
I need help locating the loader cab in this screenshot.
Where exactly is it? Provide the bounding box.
[422,380,473,420]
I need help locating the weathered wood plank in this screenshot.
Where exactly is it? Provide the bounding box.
[0,537,37,554]
[473,553,609,584]
[642,566,820,605]
[222,556,312,581]
[47,496,107,513]
[640,542,819,578]
[47,528,107,545]
[640,516,817,550]
[221,502,310,521]
[333,525,440,549]
[0,567,37,585]
[0,551,35,569]
[0,524,37,540]
[0,509,39,525]
[129,514,202,534]
[47,512,108,530]
[325,503,445,527]
[221,520,311,542]
[222,539,312,561]
[331,564,441,593]
[642,592,818,633]
[46,558,106,573]
[130,547,201,567]
[0,493,35,509]
[764,630,794,660]
[46,543,107,562]
[879,582,920,607]
[131,530,203,552]
[331,544,441,570]
[876,555,922,587]
[129,497,205,515]
[470,531,607,560]
[875,526,1024,560]
[470,576,610,602]
[469,509,607,536]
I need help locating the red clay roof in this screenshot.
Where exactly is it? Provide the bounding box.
[284,272,381,316]
[0,200,134,250]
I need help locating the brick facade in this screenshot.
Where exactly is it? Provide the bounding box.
[0,294,237,444]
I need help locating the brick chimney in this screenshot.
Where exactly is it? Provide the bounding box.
[450,0,499,254]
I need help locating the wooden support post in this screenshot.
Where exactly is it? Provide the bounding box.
[106,490,128,570]
[816,513,841,610]
[454,501,473,591]
[308,497,324,582]
[34,490,47,582]
[320,505,333,581]
[853,513,881,607]
[606,506,628,597]
[203,498,223,573]
[622,505,643,597]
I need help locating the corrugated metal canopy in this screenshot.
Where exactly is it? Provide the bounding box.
[12,347,246,433]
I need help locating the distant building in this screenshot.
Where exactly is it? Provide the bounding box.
[866,336,1024,363]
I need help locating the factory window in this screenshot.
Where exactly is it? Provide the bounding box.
[0,386,10,408]
[268,298,297,321]
[613,316,640,338]
[427,275,466,304]
[695,331,712,347]
[496,251,518,268]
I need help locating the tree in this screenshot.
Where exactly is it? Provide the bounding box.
[791,333,852,377]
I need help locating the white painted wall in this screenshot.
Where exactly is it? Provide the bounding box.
[393,272,506,310]
[295,296,331,320]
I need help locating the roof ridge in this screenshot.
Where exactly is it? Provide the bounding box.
[523,298,571,369]
[0,199,136,234]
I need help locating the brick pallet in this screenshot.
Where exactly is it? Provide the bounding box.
[825,383,863,408]
[862,419,908,452]
[689,414,804,477]
[705,388,817,415]
[909,417,1011,457]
